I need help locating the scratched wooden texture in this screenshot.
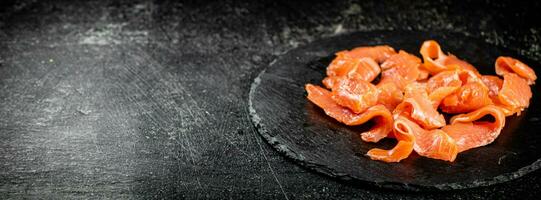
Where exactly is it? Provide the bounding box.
[0,0,540,199]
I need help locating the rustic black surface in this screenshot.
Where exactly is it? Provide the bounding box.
[249,30,541,191]
[1,0,541,199]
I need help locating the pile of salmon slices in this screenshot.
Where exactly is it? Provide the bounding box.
[305,40,537,162]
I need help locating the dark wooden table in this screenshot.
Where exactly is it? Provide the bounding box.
[1,0,540,199]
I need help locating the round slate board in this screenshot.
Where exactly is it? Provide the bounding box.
[248,31,541,191]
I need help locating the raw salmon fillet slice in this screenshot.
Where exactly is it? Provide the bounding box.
[426,69,492,114]
[375,82,404,111]
[495,56,537,85]
[305,84,393,142]
[497,73,532,115]
[420,40,479,75]
[394,83,446,129]
[379,50,422,90]
[482,75,503,98]
[442,105,505,152]
[325,76,379,113]
[346,45,397,63]
[368,115,458,162]
[326,52,381,83]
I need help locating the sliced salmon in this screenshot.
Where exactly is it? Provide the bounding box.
[420,40,479,75]
[497,73,532,115]
[346,45,397,63]
[380,50,422,70]
[305,84,393,142]
[367,115,415,162]
[495,56,537,85]
[482,75,522,116]
[375,82,404,111]
[307,41,536,163]
[482,75,503,98]
[326,53,381,83]
[379,51,422,90]
[394,83,446,129]
[440,81,492,113]
[368,115,458,162]
[426,69,492,114]
[326,51,355,77]
[442,105,505,152]
[350,57,381,82]
[367,140,414,163]
[326,76,379,113]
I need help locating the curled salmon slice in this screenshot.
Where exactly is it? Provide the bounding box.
[440,81,492,113]
[426,69,492,114]
[346,45,397,63]
[428,87,460,108]
[426,70,463,108]
[394,83,446,129]
[497,73,532,115]
[305,84,393,142]
[480,75,522,116]
[380,50,422,70]
[397,116,458,162]
[420,40,479,75]
[426,70,463,93]
[495,56,537,85]
[367,140,414,163]
[368,116,458,162]
[325,76,379,113]
[442,105,505,152]
[367,115,415,162]
[326,51,357,77]
[326,52,381,83]
[482,74,520,116]
[379,51,422,90]
[351,58,381,83]
[482,75,503,98]
[375,82,404,111]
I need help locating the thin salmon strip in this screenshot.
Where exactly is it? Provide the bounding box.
[440,81,493,113]
[367,116,415,162]
[482,74,526,116]
[482,75,503,98]
[347,57,380,83]
[497,73,532,115]
[368,116,458,162]
[413,128,458,162]
[396,116,458,162]
[426,69,492,114]
[375,82,404,111]
[379,51,422,90]
[426,70,463,108]
[394,83,446,129]
[426,70,463,93]
[305,84,393,142]
[495,56,537,85]
[420,40,479,75]
[326,52,381,83]
[428,86,460,108]
[346,45,397,63]
[326,51,357,77]
[442,105,505,152]
[327,76,379,113]
[367,140,414,163]
[380,50,422,70]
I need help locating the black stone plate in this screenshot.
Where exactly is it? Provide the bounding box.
[248,31,541,191]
